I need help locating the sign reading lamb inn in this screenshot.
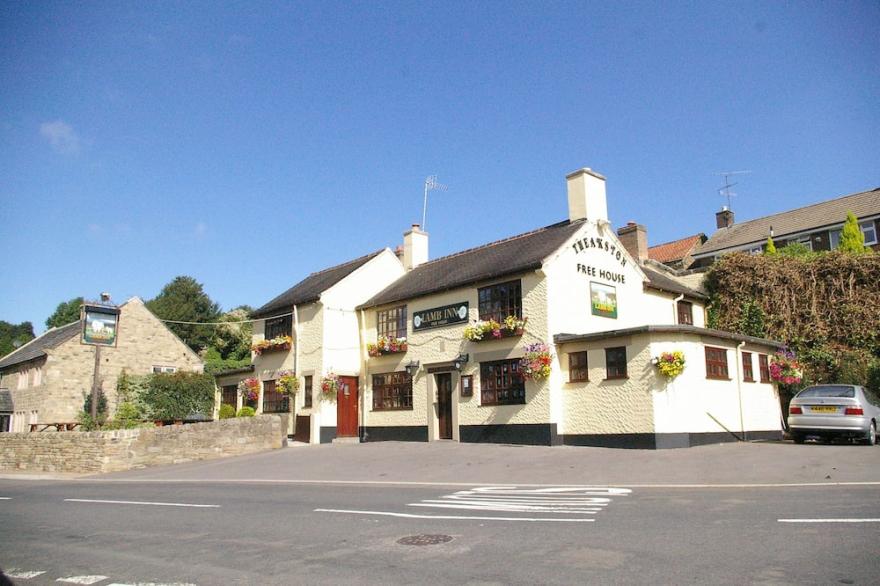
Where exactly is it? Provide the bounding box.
[81,303,121,347]
[413,302,469,331]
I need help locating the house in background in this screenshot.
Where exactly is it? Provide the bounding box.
[691,187,880,267]
[646,232,706,270]
[0,297,203,431]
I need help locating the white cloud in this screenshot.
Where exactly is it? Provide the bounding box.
[40,120,80,155]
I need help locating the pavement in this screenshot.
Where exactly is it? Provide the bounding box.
[3,438,871,487]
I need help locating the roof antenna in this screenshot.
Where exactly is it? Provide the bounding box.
[716,170,751,210]
[422,175,448,231]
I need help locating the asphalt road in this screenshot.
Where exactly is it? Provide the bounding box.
[1,478,878,585]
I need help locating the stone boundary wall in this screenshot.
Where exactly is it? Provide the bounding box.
[0,415,283,474]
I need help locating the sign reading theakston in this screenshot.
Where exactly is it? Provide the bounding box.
[413,302,469,331]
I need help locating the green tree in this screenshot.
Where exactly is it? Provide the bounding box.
[764,237,777,256]
[738,299,766,338]
[138,371,215,421]
[778,241,812,258]
[838,211,868,254]
[146,276,221,353]
[0,321,35,357]
[46,297,84,329]
[210,306,253,360]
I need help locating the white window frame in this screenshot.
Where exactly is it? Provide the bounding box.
[830,229,842,249]
[152,366,177,374]
[861,221,878,246]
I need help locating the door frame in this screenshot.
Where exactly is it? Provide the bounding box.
[427,369,459,441]
[336,375,359,437]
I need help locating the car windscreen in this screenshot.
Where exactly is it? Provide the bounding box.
[796,386,855,398]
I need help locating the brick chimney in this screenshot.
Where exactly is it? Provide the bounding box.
[566,168,608,223]
[617,221,648,262]
[716,206,735,229]
[403,224,428,271]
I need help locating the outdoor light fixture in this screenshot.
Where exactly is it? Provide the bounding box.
[405,360,420,377]
[453,353,469,371]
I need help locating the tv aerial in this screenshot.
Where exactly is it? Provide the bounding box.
[716,170,751,209]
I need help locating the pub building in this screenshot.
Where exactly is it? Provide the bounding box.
[242,167,784,448]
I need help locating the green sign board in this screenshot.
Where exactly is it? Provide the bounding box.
[82,305,120,346]
[590,282,618,319]
[412,302,469,331]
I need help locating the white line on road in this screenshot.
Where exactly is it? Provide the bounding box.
[107,583,197,585]
[5,569,46,579]
[57,576,108,584]
[314,508,595,522]
[0,496,11,500]
[64,498,220,508]
[778,518,880,523]
[409,502,601,513]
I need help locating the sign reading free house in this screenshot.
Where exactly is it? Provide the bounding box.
[413,302,469,331]
[590,282,618,319]
[81,304,121,347]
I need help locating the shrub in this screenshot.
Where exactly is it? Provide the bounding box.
[236,406,256,417]
[867,361,880,396]
[82,389,108,417]
[219,404,236,419]
[839,211,868,254]
[139,371,215,421]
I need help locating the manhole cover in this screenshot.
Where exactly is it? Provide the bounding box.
[396,534,454,546]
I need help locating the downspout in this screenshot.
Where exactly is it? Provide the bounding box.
[672,294,684,324]
[358,308,369,442]
[293,305,300,440]
[735,340,746,441]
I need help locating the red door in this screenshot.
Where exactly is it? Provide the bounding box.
[336,376,359,437]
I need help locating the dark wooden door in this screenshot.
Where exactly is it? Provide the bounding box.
[337,376,359,437]
[294,415,311,443]
[437,373,453,439]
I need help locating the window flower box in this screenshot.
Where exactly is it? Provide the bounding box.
[252,335,292,356]
[367,336,408,357]
[463,316,526,342]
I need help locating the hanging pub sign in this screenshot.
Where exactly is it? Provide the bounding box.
[590,282,618,319]
[412,302,469,331]
[81,303,120,347]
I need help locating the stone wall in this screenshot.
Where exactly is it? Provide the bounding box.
[0,415,283,474]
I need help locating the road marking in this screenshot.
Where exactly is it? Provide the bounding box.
[107,583,197,585]
[5,569,46,579]
[314,508,594,522]
[57,576,108,584]
[64,498,220,508]
[409,486,628,516]
[778,518,880,523]
[0,496,11,500]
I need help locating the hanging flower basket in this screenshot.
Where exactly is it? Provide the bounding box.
[770,348,803,385]
[519,343,553,380]
[463,316,526,342]
[238,377,260,402]
[277,370,299,396]
[252,335,292,356]
[653,351,685,379]
[320,372,339,401]
[367,336,408,357]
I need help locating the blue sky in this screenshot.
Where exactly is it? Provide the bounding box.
[2,1,878,333]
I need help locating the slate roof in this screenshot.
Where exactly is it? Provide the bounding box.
[361,219,586,309]
[0,321,80,371]
[554,325,783,348]
[0,389,12,412]
[695,187,880,256]
[648,233,705,264]
[641,266,707,300]
[253,250,385,318]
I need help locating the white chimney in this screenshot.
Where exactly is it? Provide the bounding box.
[403,224,428,271]
[566,168,608,223]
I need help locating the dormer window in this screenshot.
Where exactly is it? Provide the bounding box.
[265,315,292,339]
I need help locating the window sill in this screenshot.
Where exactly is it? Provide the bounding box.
[743,378,755,383]
[604,375,628,381]
[371,407,414,412]
[706,376,731,381]
[478,402,527,407]
[568,379,589,384]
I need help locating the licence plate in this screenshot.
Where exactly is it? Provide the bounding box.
[810,406,838,413]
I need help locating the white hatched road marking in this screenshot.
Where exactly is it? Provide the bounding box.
[5,569,47,579]
[778,518,880,523]
[64,498,219,509]
[314,508,594,522]
[57,576,108,585]
[107,583,197,585]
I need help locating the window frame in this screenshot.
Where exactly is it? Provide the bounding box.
[605,347,627,380]
[861,221,878,246]
[742,351,754,382]
[303,375,313,409]
[705,346,730,380]
[758,354,770,383]
[568,351,589,382]
[261,379,289,413]
[265,315,293,339]
[460,375,474,397]
[221,384,237,408]
[372,371,413,411]
[377,305,408,340]
[480,359,526,406]
[478,280,523,323]
[677,300,694,325]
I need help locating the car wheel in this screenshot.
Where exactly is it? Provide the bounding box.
[792,433,805,444]
[865,422,876,446]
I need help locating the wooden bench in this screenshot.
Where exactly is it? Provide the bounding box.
[29,422,81,432]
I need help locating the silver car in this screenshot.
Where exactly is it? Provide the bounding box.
[788,385,880,445]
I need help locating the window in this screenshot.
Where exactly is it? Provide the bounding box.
[377,305,407,340]
[759,354,770,383]
[152,366,177,374]
[861,221,878,246]
[32,367,41,387]
[797,236,813,251]
[569,351,588,382]
[480,360,525,405]
[303,375,313,408]
[830,229,842,249]
[478,280,522,323]
[605,347,627,379]
[677,301,693,325]
[265,315,292,339]
[17,369,27,389]
[705,346,729,380]
[221,385,237,408]
[372,371,413,410]
[0,414,9,433]
[742,352,754,382]
[261,379,289,413]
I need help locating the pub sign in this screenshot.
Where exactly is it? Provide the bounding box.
[81,304,120,347]
[412,302,469,331]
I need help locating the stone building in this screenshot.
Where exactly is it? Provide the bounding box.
[0,297,203,431]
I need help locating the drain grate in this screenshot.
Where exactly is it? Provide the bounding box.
[396,534,454,546]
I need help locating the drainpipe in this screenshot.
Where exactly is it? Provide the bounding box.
[672,294,684,324]
[358,309,369,442]
[293,305,300,440]
[735,340,746,441]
